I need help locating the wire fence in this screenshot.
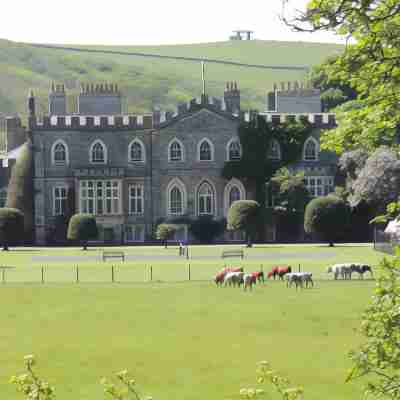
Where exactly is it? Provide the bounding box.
[374,230,397,255]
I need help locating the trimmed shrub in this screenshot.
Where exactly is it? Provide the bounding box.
[156,223,178,248]
[189,216,225,243]
[304,195,351,246]
[67,214,98,250]
[227,200,260,247]
[0,208,24,250]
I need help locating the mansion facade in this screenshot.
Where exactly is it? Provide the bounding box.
[2,82,336,244]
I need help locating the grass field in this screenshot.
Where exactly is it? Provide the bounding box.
[0,39,342,119]
[0,244,388,400]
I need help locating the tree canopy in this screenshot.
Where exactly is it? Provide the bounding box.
[67,214,98,250]
[283,0,400,153]
[0,208,24,250]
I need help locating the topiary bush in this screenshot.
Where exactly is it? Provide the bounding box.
[227,200,260,247]
[189,216,225,243]
[304,195,351,246]
[156,223,178,248]
[0,208,24,250]
[67,213,98,250]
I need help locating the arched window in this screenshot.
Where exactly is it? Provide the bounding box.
[198,181,215,215]
[51,140,69,165]
[229,186,241,206]
[198,139,214,161]
[167,178,186,215]
[224,179,245,216]
[268,139,281,160]
[129,139,145,162]
[227,140,241,161]
[303,137,318,161]
[169,139,184,162]
[90,140,107,164]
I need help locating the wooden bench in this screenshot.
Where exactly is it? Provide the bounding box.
[221,249,244,259]
[102,251,125,262]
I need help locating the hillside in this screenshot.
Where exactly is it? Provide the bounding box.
[0,39,343,116]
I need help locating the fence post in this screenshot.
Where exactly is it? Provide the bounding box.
[150,266,153,281]
[41,266,44,284]
[188,264,191,281]
[186,247,189,260]
[2,268,5,284]
[76,265,79,283]
[111,265,115,283]
[298,264,301,272]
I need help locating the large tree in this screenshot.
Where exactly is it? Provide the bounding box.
[283,0,400,153]
[67,214,98,250]
[0,208,24,250]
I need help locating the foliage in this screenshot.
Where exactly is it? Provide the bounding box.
[345,147,400,210]
[347,255,400,399]
[155,223,178,248]
[227,200,260,246]
[10,355,55,400]
[240,361,303,400]
[0,207,24,250]
[67,213,98,250]
[223,116,313,239]
[101,369,152,400]
[309,56,357,111]
[6,141,33,239]
[283,0,400,153]
[188,216,225,243]
[270,168,309,213]
[304,195,351,246]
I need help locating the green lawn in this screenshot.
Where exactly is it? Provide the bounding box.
[0,244,388,400]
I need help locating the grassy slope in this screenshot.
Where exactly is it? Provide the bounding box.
[0,244,386,400]
[0,39,342,116]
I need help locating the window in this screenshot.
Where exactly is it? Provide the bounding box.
[268,139,281,160]
[79,180,121,215]
[198,182,214,215]
[198,139,213,161]
[170,187,183,215]
[129,184,144,215]
[169,139,184,162]
[0,188,7,208]
[228,140,241,161]
[129,140,145,162]
[304,137,318,161]
[51,140,69,165]
[304,176,334,197]
[126,225,144,242]
[53,187,67,216]
[229,186,241,206]
[90,140,107,164]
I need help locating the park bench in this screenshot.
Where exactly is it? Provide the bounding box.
[221,249,244,259]
[102,251,125,262]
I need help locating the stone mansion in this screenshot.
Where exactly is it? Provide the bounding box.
[1,82,336,244]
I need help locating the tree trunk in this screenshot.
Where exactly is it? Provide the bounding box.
[83,242,88,251]
[246,234,253,248]
[164,241,167,249]
[2,243,8,251]
[329,241,334,247]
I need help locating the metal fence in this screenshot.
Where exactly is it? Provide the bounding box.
[374,230,397,255]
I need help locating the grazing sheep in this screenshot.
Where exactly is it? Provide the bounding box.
[269,266,292,280]
[326,264,353,280]
[243,274,257,291]
[251,271,265,284]
[351,264,373,279]
[224,271,244,287]
[286,272,313,289]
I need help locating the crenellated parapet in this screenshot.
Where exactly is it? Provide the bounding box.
[79,82,120,95]
[29,114,153,131]
[248,112,336,128]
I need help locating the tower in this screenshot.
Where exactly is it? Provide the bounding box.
[224,81,240,114]
[49,83,67,115]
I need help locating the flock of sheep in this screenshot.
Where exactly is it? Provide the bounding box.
[214,263,373,291]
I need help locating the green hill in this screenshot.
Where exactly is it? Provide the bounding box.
[0,39,342,116]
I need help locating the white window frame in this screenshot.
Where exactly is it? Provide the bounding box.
[51,139,69,165]
[128,139,146,163]
[197,138,214,162]
[53,186,68,216]
[89,139,108,164]
[197,180,216,216]
[79,180,121,215]
[125,225,145,242]
[226,138,242,161]
[223,179,245,216]
[168,138,185,162]
[304,176,334,197]
[129,184,144,215]
[167,178,187,216]
[303,137,319,161]
[268,139,281,161]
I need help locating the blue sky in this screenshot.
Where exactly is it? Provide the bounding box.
[0,0,343,45]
